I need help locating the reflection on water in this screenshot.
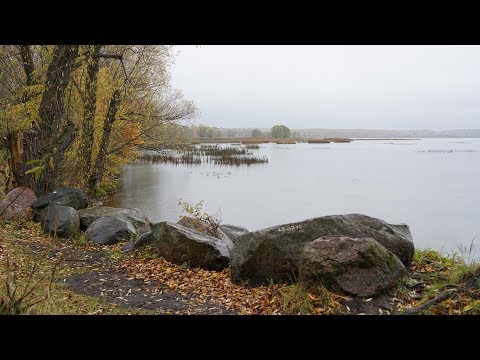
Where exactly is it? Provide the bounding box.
[105,138,480,256]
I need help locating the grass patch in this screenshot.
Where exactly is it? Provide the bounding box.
[396,247,480,315]
[281,284,314,314]
[136,245,163,260]
[280,283,340,315]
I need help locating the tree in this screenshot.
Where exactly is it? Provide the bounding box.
[197,124,209,138]
[251,129,263,138]
[205,127,216,138]
[226,129,238,137]
[271,124,291,138]
[0,45,197,196]
[79,45,102,175]
[0,45,80,194]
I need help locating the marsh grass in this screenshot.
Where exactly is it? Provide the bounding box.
[418,149,477,153]
[141,144,268,166]
[274,140,296,144]
[0,253,58,315]
[198,144,249,156]
[400,239,480,315]
[307,138,352,143]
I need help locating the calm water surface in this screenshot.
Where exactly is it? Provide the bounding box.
[105,138,480,256]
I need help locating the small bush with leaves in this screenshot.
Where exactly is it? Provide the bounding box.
[178,199,222,238]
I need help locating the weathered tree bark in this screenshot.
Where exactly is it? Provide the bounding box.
[5,45,80,194]
[80,45,102,174]
[18,45,35,87]
[4,130,38,192]
[33,45,79,194]
[2,46,39,192]
[88,89,122,194]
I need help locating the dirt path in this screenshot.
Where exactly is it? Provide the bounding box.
[58,247,237,314]
[5,231,236,314]
[64,269,236,314]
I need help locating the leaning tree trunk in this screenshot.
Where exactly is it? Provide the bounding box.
[88,89,122,195]
[30,45,79,194]
[80,45,102,174]
[2,46,38,192]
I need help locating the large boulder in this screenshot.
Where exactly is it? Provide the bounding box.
[0,187,37,221]
[177,216,230,241]
[219,224,249,243]
[122,230,156,252]
[41,205,80,238]
[85,216,137,245]
[150,221,233,270]
[231,214,414,285]
[32,188,88,223]
[77,206,150,233]
[32,187,88,212]
[299,236,406,297]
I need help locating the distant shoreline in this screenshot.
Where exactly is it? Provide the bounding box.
[353,138,421,141]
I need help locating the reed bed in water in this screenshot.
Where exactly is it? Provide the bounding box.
[307,138,352,143]
[198,144,251,156]
[274,140,296,144]
[141,151,202,165]
[245,144,260,149]
[140,145,268,165]
[418,149,477,153]
[240,138,272,144]
[212,155,268,166]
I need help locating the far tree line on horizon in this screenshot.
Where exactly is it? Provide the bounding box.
[188,124,292,139]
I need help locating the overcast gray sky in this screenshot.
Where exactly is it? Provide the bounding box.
[170,45,480,130]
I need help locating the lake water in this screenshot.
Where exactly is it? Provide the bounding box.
[105,138,480,257]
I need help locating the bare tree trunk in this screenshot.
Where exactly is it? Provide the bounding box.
[80,45,102,174]
[88,89,122,194]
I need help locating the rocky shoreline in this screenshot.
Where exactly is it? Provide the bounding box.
[2,186,416,301]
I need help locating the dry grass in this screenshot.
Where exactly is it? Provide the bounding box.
[240,138,272,144]
[274,140,296,144]
[306,138,352,143]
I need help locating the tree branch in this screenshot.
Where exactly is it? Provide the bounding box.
[94,53,133,87]
[401,289,457,315]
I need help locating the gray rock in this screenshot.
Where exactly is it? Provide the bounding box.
[150,221,233,270]
[299,236,407,297]
[0,187,37,221]
[32,187,88,214]
[231,214,414,285]
[77,206,150,233]
[177,216,230,241]
[85,216,137,245]
[219,224,249,243]
[122,230,156,252]
[41,205,80,238]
